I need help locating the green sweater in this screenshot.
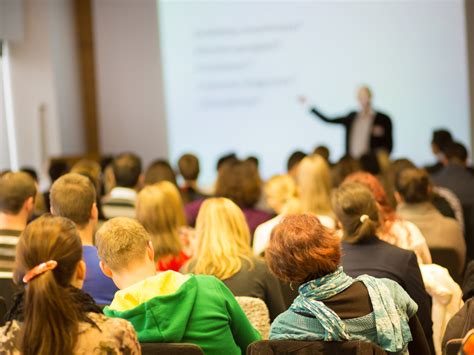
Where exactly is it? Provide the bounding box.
[104,271,261,354]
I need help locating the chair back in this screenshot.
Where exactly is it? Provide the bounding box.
[0,297,7,327]
[429,247,464,284]
[444,339,462,355]
[236,296,270,339]
[246,340,387,355]
[140,343,203,355]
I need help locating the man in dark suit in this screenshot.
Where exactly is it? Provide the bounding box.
[300,86,393,157]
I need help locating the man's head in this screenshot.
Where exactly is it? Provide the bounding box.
[112,153,142,189]
[287,150,307,178]
[50,173,98,229]
[0,172,37,219]
[395,168,431,204]
[431,129,453,156]
[357,86,372,111]
[445,141,468,166]
[178,153,200,182]
[96,217,154,289]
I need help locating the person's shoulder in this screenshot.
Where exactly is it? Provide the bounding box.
[0,321,20,353]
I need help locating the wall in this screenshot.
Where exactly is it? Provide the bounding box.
[92,0,168,166]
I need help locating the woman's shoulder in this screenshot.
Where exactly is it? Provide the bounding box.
[0,321,21,354]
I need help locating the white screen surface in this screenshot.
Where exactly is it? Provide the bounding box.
[158,0,470,185]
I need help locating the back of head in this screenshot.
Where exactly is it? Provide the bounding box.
[266,214,341,284]
[71,159,101,192]
[313,145,330,162]
[50,173,96,227]
[191,197,251,280]
[95,217,151,272]
[331,155,361,187]
[136,181,185,259]
[332,182,380,243]
[359,152,381,175]
[344,172,395,222]
[297,154,333,216]
[20,167,38,182]
[48,160,69,184]
[432,129,453,153]
[216,153,238,172]
[445,141,468,164]
[178,153,200,181]
[112,153,142,188]
[144,159,177,186]
[215,159,262,208]
[264,175,297,214]
[396,168,431,203]
[0,172,37,215]
[14,215,83,355]
[287,150,307,173]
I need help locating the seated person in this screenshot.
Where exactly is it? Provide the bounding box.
[183,198,286,322]
[178,153,208,203]
[334,182,434,352]
[136,181,190,271]
[442,297,474,350]
[267,214,429,355]
[0,215,139,354]
[50,173,119,304]
[95,217,260,354]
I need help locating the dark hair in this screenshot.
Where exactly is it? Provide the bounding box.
[216,153,238,171]
[144,159,177,186]
[432,129,453,152]
[0,172,37,214]
[215,159,261,208]
[112,153,142,188]
[287,151,307,172]
[331,155,361,187]
[395,168,431,203]
[14,215,83,355]
[266,214,341,283]
[332,182,380,244]
[48,161,69,183]
[178,154,200,181]
[313,146,330,161]
[445,142,468,163]
[50,173,96,226]
[246,156,259,168]
[20,167,38,182]
[359,152,380,175]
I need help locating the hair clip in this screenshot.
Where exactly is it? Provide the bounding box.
[22,260,58,284]
[360,214,369,223]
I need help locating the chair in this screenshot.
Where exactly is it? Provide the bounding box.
[140,343,204,355]
[236,296,271,339]
[0,274,20,310]
[429,247,464,285]
[0,297,7,327]
[246,340,387,355]
[444,339,462,355]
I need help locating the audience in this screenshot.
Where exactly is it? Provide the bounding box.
[183,198,285,321]
[178,153,208,203]
[0,215,140,354]
[136,181,190,271]
[296,154,336,228]
[343,172,431,264]
[396,168,466,274]
[102,153,142,219]
[50,173,119,304]
[144,159,178,186]
[425,129,453,175]
[313,145,330,163]
[333,182,434,352]
[331,155,361,187]
[96,217,261,353]
[43,160,69,212]
[286,150,307,179]
[266,214,429,354]
[0,172,36,275]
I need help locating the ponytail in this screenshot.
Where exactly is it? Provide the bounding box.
[343,215,378,244]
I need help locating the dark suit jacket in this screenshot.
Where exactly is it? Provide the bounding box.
[341,237,434,354]
[310,108,393,155]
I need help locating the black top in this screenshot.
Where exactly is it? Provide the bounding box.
[222,257,286,322]
[341,237,434,353]
[310,107,393,155]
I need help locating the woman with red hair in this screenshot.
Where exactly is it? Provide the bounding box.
[343,172,431,265]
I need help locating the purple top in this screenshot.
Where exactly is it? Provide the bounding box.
[184,199,273,235]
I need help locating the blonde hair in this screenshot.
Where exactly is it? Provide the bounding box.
[264,175,297,214]
[297,154,334,217]
[95,217,150,271]
[188,198,253,280]
[136,181,186,259]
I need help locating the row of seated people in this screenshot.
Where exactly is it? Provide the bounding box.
[0,159,472,354]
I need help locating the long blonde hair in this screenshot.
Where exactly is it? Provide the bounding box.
[188,198,253,280]
[136,181,186,259]
[297,154,334,217]
[264,175,297,214]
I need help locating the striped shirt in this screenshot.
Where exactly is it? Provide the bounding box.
[0,229,22,276]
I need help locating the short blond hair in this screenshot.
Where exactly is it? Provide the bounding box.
[264,175,297,214]
[186,198,252,280]
[136,181,186,259]
[95,217,150,271]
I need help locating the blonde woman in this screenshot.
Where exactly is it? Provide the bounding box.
[253,175,299,256]
[297,154,336,228]
[136,181,190,271]
[184,198,285,321]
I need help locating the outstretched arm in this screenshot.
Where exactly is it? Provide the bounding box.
[298,96,347,124]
